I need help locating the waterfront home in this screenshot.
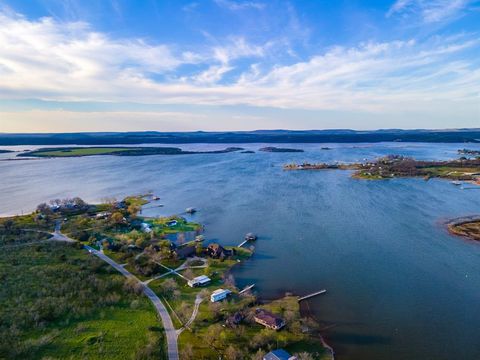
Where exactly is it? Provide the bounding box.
[254,309,285,330]
[206,243,233,258]
[166,220,178,227]
[263,349,296,360]
[210,289,231,302]
[95,212,110,219]
[187,275,211,288]
[141,223,152,233]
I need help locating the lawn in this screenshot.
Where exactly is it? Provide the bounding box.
[25,147,135,157]
[0,242,165,359]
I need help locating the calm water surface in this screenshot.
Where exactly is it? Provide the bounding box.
[1,143,479,360]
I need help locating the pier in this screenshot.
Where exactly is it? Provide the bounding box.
[298,289,327,302]
[238,284,255,295]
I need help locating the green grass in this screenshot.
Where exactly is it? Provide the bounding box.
[0,242,165,359]
[27,147,134,157]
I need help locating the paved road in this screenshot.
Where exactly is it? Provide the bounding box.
[85,245,179,360]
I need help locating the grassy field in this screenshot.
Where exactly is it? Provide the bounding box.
[26,147,134,157]
[0,242,165,359]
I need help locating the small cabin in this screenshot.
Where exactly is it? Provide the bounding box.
[187,275,211,288]
[210,288,232,302]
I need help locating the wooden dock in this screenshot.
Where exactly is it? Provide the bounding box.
[239,284,255,294]
[238,240,249,247]
[298,289,327,301]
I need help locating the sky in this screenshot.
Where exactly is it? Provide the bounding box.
[0,0,479,132]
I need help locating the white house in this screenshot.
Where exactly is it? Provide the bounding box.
[141,223,152,233]
[210,289,231,302]
[187,275,211,288]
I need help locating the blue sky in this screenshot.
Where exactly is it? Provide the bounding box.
[0,0,479,132]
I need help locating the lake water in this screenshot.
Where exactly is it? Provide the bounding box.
[1,142,479,360]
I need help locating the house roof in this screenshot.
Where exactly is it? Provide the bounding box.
[211,288,231,296]
[255,309,285,328]
[264,349,293,360]
[192,275,210,282]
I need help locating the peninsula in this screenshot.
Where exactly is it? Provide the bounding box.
[18,146,244,158]
[0,195,332,360]
[285,155,480,182]
[447,217,480,241]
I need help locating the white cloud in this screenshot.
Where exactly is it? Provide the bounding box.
[0,9,479,118]
[214,0,265,11]
[387,0,475,23]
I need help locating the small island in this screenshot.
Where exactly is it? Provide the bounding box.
[285,155,480,183]
[447,217,480,241]
[259,147,304,153]
[0,195,332,360]
[458,149,480,157]
[18,146,244,158]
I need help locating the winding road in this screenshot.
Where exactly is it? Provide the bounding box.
[84,245,179,360]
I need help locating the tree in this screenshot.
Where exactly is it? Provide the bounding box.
[180,343,194,360]
[295,352,315,360]
[111,212,124,225]
[224,345,243,360]
[251,349,266,360]
[160,278,178,299]
[204,324,224,348]
[127,204,140,218]
[183,268,194,280]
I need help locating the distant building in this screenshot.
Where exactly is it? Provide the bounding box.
[210,288,231,302]
[166,220,178,227]
[141,223,152,233]
[206,243,233,258]
[187,275,211,288]
[263,349,296,360]
[254,309,285,330]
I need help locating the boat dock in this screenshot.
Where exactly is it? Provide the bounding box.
[298,289,327,301]
[238,284,255,295]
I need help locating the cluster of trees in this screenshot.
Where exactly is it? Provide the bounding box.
[0,242,141,358]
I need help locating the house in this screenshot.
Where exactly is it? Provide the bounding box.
[206,243,233,258]
[166,220,178,227]
[174,245,196,259]
[96,212,111,219]
[210,289,231,302]
[254,309,285,330]
[187,275,211,288]
[263,349,296,360]
[141,223,152,233]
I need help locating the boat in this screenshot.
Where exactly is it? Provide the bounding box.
[186,207,197,214]
[245,233,257,241]
[451,181,462,186]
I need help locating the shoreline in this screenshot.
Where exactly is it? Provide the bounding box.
[446,216,480,241]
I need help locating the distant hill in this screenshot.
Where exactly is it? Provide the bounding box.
[0,129,479,145]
